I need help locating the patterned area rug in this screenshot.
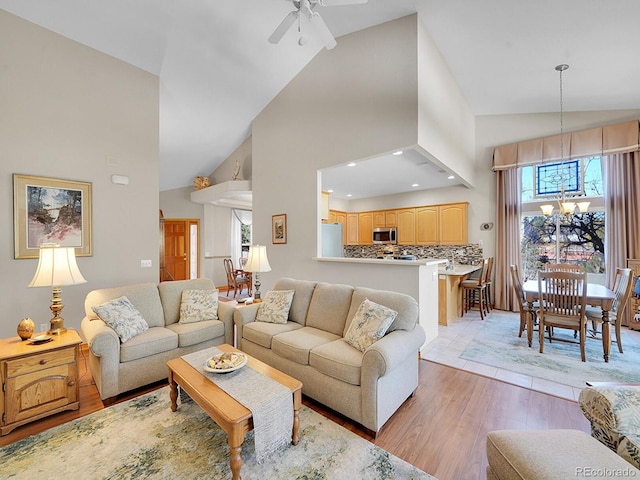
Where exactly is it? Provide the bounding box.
[459,311,640,388]
[0,386,435,480]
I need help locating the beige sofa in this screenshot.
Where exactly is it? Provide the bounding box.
[81,278,233,401]
[233,277,426,433]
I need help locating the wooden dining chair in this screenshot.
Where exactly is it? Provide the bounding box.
[538,270,588,361]
[238,257,252,292]
[483,257,494,312]
[510,264,536,337]
[585,267,633,353]
[223,258,250,298]
[461,258,490,320]
[544,263,584,273]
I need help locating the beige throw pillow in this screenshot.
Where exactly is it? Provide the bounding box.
[344,298,398,352]
[179,289,219,324]
[92,296,149,343]
[256,290,295,324]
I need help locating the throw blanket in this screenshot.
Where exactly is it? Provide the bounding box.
[181,347,293,463]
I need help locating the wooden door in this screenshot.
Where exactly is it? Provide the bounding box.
[416,206,439,244]
[373,211,386,228]
[164,219,200,281]
[384,210,397,227]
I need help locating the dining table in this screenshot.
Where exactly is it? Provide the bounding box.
[522,280,616,362]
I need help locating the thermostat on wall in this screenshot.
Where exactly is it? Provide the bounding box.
[111,174,129,185]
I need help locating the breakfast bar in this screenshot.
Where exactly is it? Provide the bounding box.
[438,264,482,325]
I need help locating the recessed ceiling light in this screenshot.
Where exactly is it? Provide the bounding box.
[447,175,455,180]
[347,162,356,167]
[347,194,352,197]
[392,150,403,156]
[327,189,334,193]
[411,183,419,187]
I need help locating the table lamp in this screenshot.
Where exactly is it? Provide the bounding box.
[28,243,87,334]
[243,244,271,302]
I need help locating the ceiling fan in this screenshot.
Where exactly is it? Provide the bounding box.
[268,0,369,50]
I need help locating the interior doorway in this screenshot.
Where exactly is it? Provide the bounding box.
[162,218,200,281]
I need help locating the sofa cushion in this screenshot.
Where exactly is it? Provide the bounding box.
[119,327,178,363]
[85,283,164,328]
[272,278,317,325]
[345,287,418,335]
[243,321,304,349]
[306,282,354,336]
[179,289,219,324]
[272,327,340,365]
[92,296,149,343]
[166,320,225,347]
[158,278,217,326]
[309,339,363,386]
[256,290,295,324]
[344,298,397,352]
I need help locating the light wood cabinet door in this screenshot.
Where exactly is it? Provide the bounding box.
[328,210,337,223]
[358,212,373,245]
[332,210,347,245]
[385,210,397,227]
[396,208,415,245]
[373,211,386,228]
[439,203,468,244]
[346,213,359,245]
[416,206,439,245]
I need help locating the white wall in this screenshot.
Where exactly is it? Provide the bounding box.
[0,11,159,340]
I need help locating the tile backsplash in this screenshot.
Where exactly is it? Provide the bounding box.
[343,244,483,265]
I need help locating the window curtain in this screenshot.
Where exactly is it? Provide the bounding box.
[603,151,640,287]
[231,209,252,267]
[494,168,521,311]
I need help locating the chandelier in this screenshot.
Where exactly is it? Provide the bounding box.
[540,64,590,218]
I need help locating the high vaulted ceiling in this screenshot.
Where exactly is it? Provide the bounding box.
[2,0,640,193]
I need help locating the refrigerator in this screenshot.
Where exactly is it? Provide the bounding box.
[321,223,344,257]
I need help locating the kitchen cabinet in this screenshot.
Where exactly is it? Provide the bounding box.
[396,208,416,245]
[329,210,347,245]
[373,210,397,228]
[439,203,468,245]
[416,206,439,244]
[358,212,373,245]
[373,211,386,228]
[346,213,359,245]
[321,191,330,221]
[1,330,81,435]
[385,210,397,227]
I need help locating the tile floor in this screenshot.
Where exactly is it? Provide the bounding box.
[422,309,640,402]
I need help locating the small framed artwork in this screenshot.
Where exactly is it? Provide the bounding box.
[272,213,287,244]
[13,174,93,259]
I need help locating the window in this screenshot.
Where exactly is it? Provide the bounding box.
[520,157,605,282]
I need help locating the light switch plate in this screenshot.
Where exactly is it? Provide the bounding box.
[141,260,152,268]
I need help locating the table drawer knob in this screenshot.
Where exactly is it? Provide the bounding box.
[68,380,76,387]
[39,359,47,365]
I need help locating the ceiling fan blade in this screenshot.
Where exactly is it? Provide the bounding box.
[318,0,368,6]
[309,12,337,50]
[268,11,299,44]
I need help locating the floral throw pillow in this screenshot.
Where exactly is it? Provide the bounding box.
[179,289,219,324]
[256,290,295,324]
[92,296,149,343]
[344,298,398,352]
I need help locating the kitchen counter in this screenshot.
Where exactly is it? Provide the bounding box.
[437,264,482,325]
[315,257,446,267]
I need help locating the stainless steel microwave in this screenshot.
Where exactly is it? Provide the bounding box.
[373,227,397,244]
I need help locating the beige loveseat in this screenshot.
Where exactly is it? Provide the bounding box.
[81,278,233,401]
[233,277,426,433]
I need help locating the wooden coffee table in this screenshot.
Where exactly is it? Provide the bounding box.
[167,344,302,480]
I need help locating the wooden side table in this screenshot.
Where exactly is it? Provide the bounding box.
[0,329,82,435]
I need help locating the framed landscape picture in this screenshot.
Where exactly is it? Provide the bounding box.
[272,213,287,244]
[13,174,93,259]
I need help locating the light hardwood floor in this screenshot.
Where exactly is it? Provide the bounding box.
[0,346,590,480]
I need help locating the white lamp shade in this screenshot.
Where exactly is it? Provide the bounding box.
[577,201,590,213]
[540,204,555,216]
[28,245,87,287]
[560,202,576,215]
[244,245,271,273]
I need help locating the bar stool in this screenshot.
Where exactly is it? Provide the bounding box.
[461,258,489,320]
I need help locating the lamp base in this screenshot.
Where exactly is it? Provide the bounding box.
[49,316,67,335]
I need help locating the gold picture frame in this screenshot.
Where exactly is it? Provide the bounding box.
[272,213,287,244]
[13,174,93,259]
